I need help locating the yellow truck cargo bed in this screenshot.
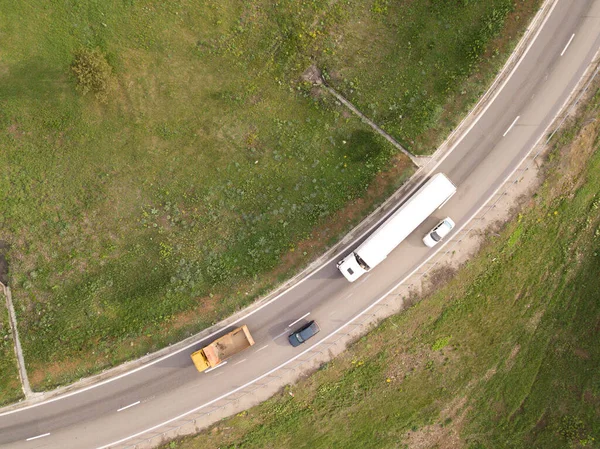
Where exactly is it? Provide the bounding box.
[191,325,255,372]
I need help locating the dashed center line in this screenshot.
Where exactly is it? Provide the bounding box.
[256,345,269,352]
[560,33,575,56]
[287,312,310,328]
[26,433,50,441]
[273,329,290,340]
[204,361,228,373]
[503,115,520,137]
[232,359,247,366]
[117,401,141,412]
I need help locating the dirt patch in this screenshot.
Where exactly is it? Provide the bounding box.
[527,309,545,332]
[547,117,600,199]
[482,366,497,382]
[6,123,24,140]
[167,294,221,335]
[573,348,590,360]
[402,396,469,449]
[29,357,99,388]
[385,343,450,384]
[504,344,521,370]
[301,64,323,85]
[424,265,458,294]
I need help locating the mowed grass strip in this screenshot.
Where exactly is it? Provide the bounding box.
[163,87,600,449]
[0,0,537,392]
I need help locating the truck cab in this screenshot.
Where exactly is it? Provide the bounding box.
[337,252,368,282]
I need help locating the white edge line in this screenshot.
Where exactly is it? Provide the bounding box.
[204,361,227,374]
[561,33,576,56]
[117,401,141,412]
[26,433,50,441]
[503,115,520,137]
[21,6,600,448]
[422,0,559,172]
[0,0,560,419]
[97,93,560,448]
[287,312,310,328]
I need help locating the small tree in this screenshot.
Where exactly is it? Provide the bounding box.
[71,47,114,103]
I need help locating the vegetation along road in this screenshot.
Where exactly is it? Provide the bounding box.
[164,75,600,449]
[0,0,540,397]
[0,1,600,447]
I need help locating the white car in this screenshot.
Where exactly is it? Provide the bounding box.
[423,217,455,247]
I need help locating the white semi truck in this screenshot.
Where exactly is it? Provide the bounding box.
[337,173,457,282]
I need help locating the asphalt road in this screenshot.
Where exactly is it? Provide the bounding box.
[1,1,599,448]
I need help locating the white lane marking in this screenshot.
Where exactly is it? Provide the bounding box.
[0,0,562,421]
[97,7,595,449]
[328,310,338,316]
[26,433,50,441]
[255,345,269,352]
[417,0,558,175]
[94,89,573,447]
[117,401,140,412]
[232,359,247,366]
[503,115,520,137]
[211,372,224,378]
[273,329,290,340]
[97,61,582,445]
[204,361,227,373]
[561,33,575,56]
[287,312,310,328]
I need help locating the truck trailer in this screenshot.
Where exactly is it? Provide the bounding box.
[191,325,255,372]
[337,173,456,282]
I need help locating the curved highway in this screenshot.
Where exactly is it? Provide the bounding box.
[1,0,599,447]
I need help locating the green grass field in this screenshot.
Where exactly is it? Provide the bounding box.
[0,304,23,406]
[165,87,600,449]
[0,0,538,393]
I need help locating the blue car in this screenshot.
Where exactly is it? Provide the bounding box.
[288,320,320,347]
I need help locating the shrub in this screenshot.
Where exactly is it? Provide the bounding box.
[70,47,114,102]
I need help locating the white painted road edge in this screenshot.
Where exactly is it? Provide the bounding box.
[97,26,600,449]
[0,0,561,420]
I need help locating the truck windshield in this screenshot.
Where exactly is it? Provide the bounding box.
[355,253,370,270]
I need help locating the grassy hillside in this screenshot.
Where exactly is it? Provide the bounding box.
[0,0,539,393]
[166,86,600,449]
[0,304,22,406]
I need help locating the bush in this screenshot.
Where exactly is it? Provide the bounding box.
[70,47,114,102]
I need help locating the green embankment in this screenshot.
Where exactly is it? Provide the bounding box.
[0,304,23,406]
[165,87,600,449]
[0,0,538,393]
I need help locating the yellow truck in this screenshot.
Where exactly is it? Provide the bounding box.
[190,325,255,372]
